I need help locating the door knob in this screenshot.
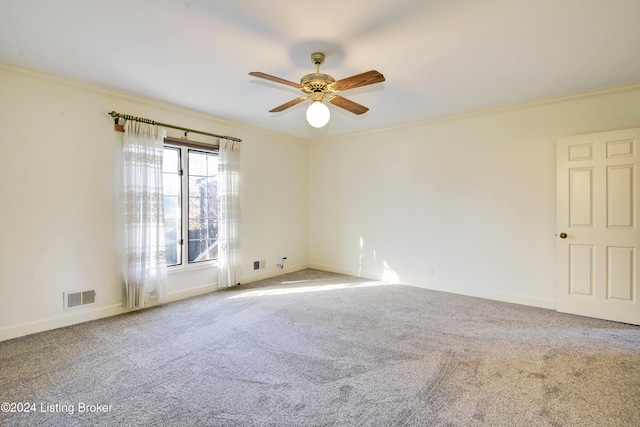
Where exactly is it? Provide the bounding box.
[559,232,567,239]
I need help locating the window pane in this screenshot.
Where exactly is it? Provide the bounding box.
[189,152,207,176]
[206,197,218,218]
[188,220,207,240]
[208,219,218,239]
[163,173,180,196]
[187,239,217,263]
[164,196,180,220]
[189,176,206,197]
[166,243,178,266]
[165,219,178,241]
[188,150,219,263]
[188,196,208,220]
[208,155,219,174]
[189,176,217,198]
[188,239,211,263]
[206,178,218,198]
[163,148,179,172]
[207,239,218,259]
[205,178,217,198]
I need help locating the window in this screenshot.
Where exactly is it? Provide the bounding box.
[163,145,219,267]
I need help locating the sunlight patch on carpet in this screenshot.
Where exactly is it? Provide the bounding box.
[227,281,392,299]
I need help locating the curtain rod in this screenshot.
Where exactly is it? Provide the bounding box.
[109,111,242,143]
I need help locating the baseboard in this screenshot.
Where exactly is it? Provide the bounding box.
[307,263,376,279]
[167,282,218,302]
[241,262,310,284]
[0,303,127,343]
[0,282,223,343]
[309,263,556,310]
[401,278,557,310]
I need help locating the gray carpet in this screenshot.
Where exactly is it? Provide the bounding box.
[1,269,639,426]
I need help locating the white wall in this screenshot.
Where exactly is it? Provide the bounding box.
[2,60,639,342]
[308,85,640,308]
[0,63,308,341]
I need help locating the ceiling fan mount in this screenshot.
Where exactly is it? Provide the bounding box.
[310,51,326,66]
[249,51,385,127]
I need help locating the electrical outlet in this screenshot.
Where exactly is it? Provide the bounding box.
[276,256,288,269]
[260,260,266,269]
[253,261,260,270]
[428,267,434,276]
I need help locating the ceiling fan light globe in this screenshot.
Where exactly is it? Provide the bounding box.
[306,100,330,128]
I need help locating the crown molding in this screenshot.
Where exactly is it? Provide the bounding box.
[316,80,640,143]
[0,60,303,143]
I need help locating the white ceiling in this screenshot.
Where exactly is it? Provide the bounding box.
[1,0,639,140]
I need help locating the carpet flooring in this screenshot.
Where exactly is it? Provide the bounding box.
[1,269,639,426]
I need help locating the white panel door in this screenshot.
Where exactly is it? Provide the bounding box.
[557,128,640,325]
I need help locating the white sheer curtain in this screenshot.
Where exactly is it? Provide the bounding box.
[218,139,241,287]
[121,120,168,308]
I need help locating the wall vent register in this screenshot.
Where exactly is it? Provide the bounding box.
[63,290,96,310]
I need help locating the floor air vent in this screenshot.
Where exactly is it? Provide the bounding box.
[64,290,96,310]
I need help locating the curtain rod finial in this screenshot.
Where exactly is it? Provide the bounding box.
[110,111,120,126]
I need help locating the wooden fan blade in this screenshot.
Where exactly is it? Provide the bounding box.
[330,70,385,92]
[269,96,309,112]
[328,95,369,115]
[249,72,302,89]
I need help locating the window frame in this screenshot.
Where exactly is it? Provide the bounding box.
[163,139,220,271]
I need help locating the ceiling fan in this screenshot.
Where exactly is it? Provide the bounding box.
[249,52,385,128]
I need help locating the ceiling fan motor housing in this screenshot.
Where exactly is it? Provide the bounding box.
[301,73,335,93]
